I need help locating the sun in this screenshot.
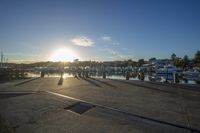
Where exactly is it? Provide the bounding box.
[49,48,78,62]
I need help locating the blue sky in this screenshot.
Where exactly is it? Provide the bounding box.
[0,0,200,62]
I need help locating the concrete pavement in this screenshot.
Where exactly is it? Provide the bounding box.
[0,77,200,133]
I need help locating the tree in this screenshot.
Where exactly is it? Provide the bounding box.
[171,53,177,61]
[174,58,184,68]
[131,61,137,67]
[149,58,156,62]
[195,50,200,66]
[127,59,133,66]
[138,59,144,67]
[183,55,189,68]
[183,55,189,62]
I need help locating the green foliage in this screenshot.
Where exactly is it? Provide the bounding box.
[171,53,177,61]
[183,55,189,68]
[149,58,156,62]
[195,50,200,67]
[138,59,145,67]
[173,58,185,68]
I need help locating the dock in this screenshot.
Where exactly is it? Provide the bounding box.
[0,77,200,133]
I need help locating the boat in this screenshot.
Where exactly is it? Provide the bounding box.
[155,65,177,81]
[156,65,177,74]
[182,71,200,80]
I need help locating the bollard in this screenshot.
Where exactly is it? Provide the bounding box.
[126,71,130,80]
[61,71,64,79]
[78,71,81,78]
[140,72,145,81]
[41,71,45,78]
[137,73,141,80]
[103,71,106,79]
[173,72,179,83]
[85,71,89,78]
[173,72,175,83]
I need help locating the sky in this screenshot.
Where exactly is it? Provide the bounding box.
[0,0,200,62]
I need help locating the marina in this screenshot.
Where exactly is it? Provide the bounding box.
[25,65,200,85]
[1,0,200,132]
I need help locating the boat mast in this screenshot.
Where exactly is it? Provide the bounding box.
[0,51,3,68]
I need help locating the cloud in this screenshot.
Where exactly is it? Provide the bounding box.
[101,36,120,46]
[99,48,134,60]
[99,48,116,55]
[112,42,120,45]
[71,36,94,47]
[101,36,112,41]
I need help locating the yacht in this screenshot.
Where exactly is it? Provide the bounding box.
[156,65,177,75]
[155,65,177,81]
[182,71,200,80]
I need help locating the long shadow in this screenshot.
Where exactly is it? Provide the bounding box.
[81,77,102,87]
[110,79,176,94]
[0,91,40,99]
[57,77,63,85]
[89,77,117,88]
[99,104,200,133]
[15,77,40,86]
[74,75,80,80]
[47,91,200,133]
[147,81,200,92]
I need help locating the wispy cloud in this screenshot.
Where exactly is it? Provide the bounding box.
[99,48,133,59]
[99,48,134,60]
[101,36,112,41]
[101,36,120,46]
[112,42,120,45]
[71,36,94,47]
[100,48,117,55]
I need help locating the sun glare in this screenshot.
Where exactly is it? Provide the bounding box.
[49,48,78,62]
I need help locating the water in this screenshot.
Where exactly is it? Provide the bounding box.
[26,72,198,85]
[94,74,198,85]
[106,75,149,81]
[27,72,74,78]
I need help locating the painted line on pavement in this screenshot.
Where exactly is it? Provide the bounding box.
[46,91,200,133]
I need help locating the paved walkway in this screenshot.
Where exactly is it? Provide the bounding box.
[0,77,200,133]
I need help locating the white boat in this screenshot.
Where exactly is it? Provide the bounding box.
[155,65,177,81]
[156,65,177,75]
[182,71,200,80]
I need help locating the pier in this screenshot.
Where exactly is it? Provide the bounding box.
[0,77,200,133]
[0,68,27,81]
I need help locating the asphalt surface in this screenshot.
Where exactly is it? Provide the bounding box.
[0,77,200,133]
